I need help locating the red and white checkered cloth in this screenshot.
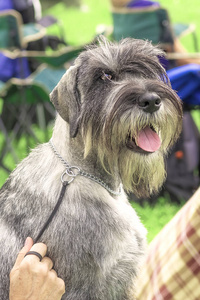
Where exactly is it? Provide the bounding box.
[136,187,200,300]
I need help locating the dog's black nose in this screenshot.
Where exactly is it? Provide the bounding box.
[138,93,161,113]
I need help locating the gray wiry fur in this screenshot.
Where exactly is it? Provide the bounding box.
[0,37,182,299]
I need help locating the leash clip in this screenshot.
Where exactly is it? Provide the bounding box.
[61,166,81,184]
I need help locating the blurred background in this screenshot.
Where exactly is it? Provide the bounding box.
[0,0,199,242]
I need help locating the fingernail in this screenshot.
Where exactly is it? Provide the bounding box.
[24,237,30,246]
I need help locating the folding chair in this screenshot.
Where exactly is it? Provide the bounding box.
[0,65,67,173]
[112,6,174,46]
[167,64,200,106]
[0,8,47,172]
[111,4,199,52]
[0,9,83,174]
[0,9,46,52]
[166,64,200,201]
[16,45,84,68]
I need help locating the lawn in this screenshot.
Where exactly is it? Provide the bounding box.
[0,0,199,242]
[45,0,200,52]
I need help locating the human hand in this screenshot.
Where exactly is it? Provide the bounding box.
[9,237,65,300]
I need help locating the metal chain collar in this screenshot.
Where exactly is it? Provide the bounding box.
[49,138,122,196]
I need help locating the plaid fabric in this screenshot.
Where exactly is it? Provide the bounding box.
[136,187,200,300]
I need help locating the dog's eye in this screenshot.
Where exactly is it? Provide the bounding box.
[101,72,112,81]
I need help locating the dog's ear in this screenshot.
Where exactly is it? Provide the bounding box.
[50,66,80,138]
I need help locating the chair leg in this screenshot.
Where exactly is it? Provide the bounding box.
[0,117,19,173]
[0,162,11,173]
[0,117,19,162]
[192,31,199,52]
[9,104,40,142]
[36,104,49,140]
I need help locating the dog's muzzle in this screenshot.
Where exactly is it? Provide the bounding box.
[125,92,162,154]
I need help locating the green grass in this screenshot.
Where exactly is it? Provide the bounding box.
[0,125,53,186]
[44,0,200,52]
[131,198,183,242]
[0,0,199,242]
[192,109,200,131]
[160,0,200,52]
[45,0,112,46]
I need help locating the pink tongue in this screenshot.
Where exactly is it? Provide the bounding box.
[136,126,161,152]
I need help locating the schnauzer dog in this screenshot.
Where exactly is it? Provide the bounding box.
[0,37,182,299]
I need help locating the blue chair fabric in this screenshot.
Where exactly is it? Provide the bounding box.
[167,64,200,106]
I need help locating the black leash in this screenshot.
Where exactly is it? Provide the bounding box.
[35,181,68,243]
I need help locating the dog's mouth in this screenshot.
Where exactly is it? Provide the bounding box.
[126,125,161,154]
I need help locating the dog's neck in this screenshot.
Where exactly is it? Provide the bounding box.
[52,115,121,192]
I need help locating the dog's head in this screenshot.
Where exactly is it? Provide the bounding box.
[50,36,182,198]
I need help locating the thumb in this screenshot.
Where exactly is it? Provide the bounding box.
[13,237,34,268]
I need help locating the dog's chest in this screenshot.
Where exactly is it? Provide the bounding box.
[41,187,146,298]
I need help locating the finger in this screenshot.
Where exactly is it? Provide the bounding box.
[23,243,47,262]
[54,276,66,298]
[24,237,34,250]
[13,237,34,268]
[50,269,57,276]
[41,256,54,270]
[45,270,65,300]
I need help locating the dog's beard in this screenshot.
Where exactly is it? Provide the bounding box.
[82,97,182,198]
[118,150,166,198]
[96,137,166,198]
